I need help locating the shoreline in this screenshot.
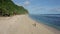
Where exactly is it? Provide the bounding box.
[29,17,60,30]
[29,14,60,30]
[0,15,60,34]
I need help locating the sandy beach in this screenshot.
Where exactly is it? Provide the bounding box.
[0,15,60,34]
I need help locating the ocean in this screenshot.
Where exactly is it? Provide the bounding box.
[29,14,60,30]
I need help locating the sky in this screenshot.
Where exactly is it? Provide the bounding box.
[12,0,60,14]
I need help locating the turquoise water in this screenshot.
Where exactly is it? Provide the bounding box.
[29,14,60,30]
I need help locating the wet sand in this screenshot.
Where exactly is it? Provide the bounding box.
[0,15,60,34]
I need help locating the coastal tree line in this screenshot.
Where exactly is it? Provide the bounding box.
[0,0,28,16]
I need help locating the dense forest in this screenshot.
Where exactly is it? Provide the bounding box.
[0,0,28,16]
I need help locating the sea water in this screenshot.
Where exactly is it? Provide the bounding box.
[29,14,60,30]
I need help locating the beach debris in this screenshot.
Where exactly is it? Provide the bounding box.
[32,23,36,27]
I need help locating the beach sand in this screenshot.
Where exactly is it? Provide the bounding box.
[0,15,60,34]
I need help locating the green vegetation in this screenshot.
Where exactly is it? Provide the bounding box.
[0,0,28,16]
